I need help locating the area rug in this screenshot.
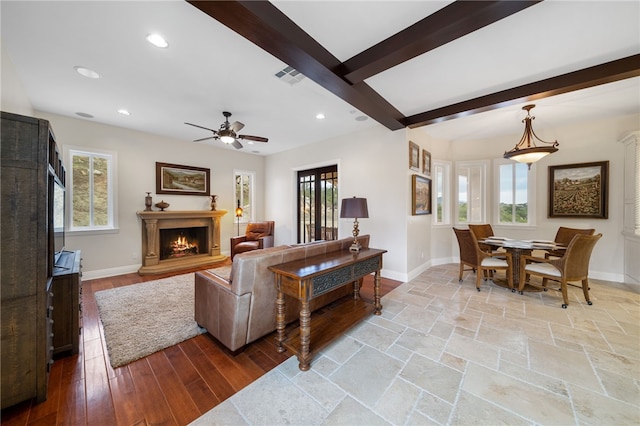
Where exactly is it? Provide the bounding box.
[95,272,205,368]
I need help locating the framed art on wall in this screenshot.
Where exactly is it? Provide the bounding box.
[409,141,419,171]
[422,149,431,176]
[156,162,210,196]
[412,174,431,215]
[548,161,608,218]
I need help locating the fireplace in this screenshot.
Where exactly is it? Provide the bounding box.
[137,210,227,275]
[160,227,207,259]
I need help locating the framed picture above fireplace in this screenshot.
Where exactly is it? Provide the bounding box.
[156,162,210,196]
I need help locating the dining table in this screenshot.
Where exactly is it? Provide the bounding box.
[479,237,566,290]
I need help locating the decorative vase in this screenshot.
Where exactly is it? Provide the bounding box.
[144,192,153,211]
[155,200,170,211]
[210,195,218,211]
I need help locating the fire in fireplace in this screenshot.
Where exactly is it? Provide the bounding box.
[160,227,207,260]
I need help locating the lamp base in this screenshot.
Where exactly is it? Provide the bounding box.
[349,242,362,252]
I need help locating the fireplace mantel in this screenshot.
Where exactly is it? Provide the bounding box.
[137,210,227,275]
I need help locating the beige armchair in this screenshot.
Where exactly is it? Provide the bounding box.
[230,221,274,259]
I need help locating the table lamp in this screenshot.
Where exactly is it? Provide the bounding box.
[340,197,369,252]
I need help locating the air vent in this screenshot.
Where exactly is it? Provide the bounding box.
[275,66,305,86]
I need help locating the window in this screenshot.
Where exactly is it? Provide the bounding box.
[297,165,338,243]
[433,160,451,225]
[495,160,536,225]
[234,170,254,222]
[68,148,116,232]
[455,161,487,224]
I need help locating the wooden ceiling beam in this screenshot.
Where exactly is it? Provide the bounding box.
[187,0,405,130]
[341,1,541,84]
[403,54,640,128]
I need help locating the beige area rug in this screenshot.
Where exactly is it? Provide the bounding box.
[95,272,206,368]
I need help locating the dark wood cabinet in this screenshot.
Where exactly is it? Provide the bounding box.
[52,250,82,357]
[1,112,62,409]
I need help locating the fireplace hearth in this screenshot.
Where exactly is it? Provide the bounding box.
[137,210,227,275]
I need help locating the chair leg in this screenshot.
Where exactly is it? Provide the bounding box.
[582,278,592,305]
[541,278,549,291]
[560,279,570,309]
[476,267,482,291]
[459,264,464,282]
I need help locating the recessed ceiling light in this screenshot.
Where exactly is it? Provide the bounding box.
[117,109,131,116]
[74,66,100,79]
[316,113,326,120]
[75,112,94,118]
[146,33,169,48]
[355,115,368,122]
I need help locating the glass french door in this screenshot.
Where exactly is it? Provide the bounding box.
[297,165,338,243]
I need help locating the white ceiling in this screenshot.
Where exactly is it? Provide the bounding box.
[1,1,639,155]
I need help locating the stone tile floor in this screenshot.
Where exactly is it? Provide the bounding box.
[192,264,640,425]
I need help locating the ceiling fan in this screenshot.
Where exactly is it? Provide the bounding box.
[185,111,269,149]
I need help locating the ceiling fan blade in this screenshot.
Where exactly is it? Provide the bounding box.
[238,134,268,143]
[184,122,218,133]
[193,136,217,142]
[232,140,243,150]
[229,121,245,132]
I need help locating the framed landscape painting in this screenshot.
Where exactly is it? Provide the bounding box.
[422,149,431,176]
[156,162,210,196]
[412,174,431,215]
[548,161,608,218]
[409,141,420,171]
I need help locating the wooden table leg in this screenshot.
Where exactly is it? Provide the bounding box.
[374,270,382,315]
[275,285,286,353]
[298,300,311,370]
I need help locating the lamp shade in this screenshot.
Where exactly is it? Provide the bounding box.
[340,197,369,219]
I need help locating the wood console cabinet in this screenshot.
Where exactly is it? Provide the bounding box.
[52,250,82,356]
[1,112,63,408]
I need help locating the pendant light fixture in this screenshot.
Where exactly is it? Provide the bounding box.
[503,104,559,169]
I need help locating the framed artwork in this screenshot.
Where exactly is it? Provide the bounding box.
[409,141,420,171]
[422,149,431,176]
[412,174,431,215]
[156,162,210,196]
[548,161,608,218]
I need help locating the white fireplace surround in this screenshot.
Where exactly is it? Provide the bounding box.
[137,210,227,275]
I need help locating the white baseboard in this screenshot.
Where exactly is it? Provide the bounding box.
[82,264,141,281]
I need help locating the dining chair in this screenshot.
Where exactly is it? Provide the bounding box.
[453,227,513,291]
[519,233,602,308]
[468,223,495,253]
[545,226,595,259]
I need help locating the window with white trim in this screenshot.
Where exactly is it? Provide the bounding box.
[433,160,451,225]
[495,159,536,225]
[68,148,116,231]
[455,160,487,224]
[234,170,254,222]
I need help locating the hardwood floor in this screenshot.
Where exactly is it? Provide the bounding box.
[1,265,401,426]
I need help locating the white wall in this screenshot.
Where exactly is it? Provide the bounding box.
[265,124,408,281]
[35,112,265,279]
[1,40,33,115]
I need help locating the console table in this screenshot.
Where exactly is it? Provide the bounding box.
[269,248,386,371]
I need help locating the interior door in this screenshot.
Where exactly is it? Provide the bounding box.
[297,165,338,243]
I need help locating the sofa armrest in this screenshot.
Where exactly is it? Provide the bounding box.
[231,235,247,245]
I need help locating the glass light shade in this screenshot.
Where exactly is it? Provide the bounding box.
[504,147,557,164]
[220,135,235,144]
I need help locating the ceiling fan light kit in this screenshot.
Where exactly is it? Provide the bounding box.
[185,111,268,150]
[503,104,559,169]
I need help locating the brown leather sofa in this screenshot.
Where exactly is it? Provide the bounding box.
[194,235,370,352]
[230,221,274,259]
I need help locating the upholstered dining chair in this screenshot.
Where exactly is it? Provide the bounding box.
[230,221,274,259]
[453,227,514,292]
[519,233,602,308]
[468,223,496,253]
[544,226,595,259]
